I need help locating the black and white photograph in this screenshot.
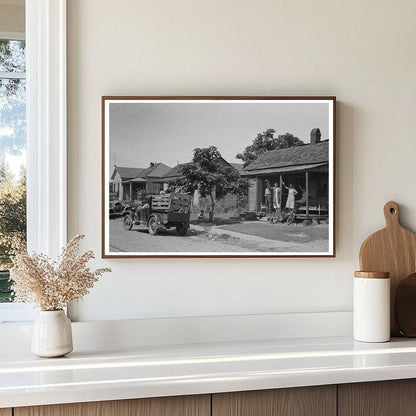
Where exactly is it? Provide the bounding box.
[102,97,335,257]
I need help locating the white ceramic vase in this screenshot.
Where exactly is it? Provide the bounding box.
[31,310,73,358]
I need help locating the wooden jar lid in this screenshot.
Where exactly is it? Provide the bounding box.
[354,271,390,279]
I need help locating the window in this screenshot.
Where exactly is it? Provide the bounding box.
[0,1,67,324]
[0,0,67,323]
[0,34,26,307]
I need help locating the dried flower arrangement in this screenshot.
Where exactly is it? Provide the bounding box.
[10,234,111,311]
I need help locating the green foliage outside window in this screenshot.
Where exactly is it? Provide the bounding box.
[0,38,27,302]
[0,162,26,302]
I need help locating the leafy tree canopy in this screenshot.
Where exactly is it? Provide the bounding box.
[0,40,26,301]
[180,146,249,221]
[0,39,26,155]
[236,129,304,166]
[0,159,26,269]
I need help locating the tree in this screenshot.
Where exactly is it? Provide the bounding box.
[236,129,304,166]
[180,146,249,222]
[0,160,26,270]
[0,39,26,156]
[0,158,13,183]
[0,40,26,302]
[233,176,250,211]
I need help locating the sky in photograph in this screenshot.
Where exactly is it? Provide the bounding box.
[109,101,330,172]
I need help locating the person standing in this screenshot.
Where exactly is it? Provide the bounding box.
[283,183,298,211]
[264,180,272,213]
[273,182,281,212]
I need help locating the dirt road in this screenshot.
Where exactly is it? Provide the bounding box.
[109,218,245,253]
[109,218,329,254]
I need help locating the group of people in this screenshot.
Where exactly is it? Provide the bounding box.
[264,180,298,213]
[159,185,185,194]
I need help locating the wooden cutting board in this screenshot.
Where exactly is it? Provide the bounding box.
[395,273,416,337]
[359,201,416,335]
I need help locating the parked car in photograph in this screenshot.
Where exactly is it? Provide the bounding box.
[109,193,125,218]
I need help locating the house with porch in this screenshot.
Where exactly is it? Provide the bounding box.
[241,128,329,216]
[122,162,172,200]
[111,157,243,204]
[110,166,145,200]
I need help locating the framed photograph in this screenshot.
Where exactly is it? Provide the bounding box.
[102,96,336,258]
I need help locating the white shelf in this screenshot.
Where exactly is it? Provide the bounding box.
[2,335,416,408]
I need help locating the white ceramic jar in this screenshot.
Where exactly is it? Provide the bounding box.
[353,271,390,343]
[31,310,73,357]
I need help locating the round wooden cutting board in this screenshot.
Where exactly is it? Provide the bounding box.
[359,201,416,336]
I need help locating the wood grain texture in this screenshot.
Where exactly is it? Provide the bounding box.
[15,395,210,416]
[394,272,416,336]
[359,201,416,335]
[212,386,336,416]
[354,271,389,279]
[0,409,12,416]
[338,379,416,416]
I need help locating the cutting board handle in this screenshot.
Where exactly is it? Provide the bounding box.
[384,201,400,228]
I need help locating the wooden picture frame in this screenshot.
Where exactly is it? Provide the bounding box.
[102,96,336,258]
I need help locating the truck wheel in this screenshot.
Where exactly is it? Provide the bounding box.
[123,215,133,231]
[148,216,159,235]
[176,223,189,236]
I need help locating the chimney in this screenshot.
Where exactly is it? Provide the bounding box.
[150,162,155,167]
[310,128,321,145]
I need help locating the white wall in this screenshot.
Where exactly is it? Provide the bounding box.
[67,0,416,322]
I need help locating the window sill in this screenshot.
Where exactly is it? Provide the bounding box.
[0,303,35,324]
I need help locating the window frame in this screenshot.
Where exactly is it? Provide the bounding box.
[0,31,24,41]
[26,0,67,257]
[0,0,67,323]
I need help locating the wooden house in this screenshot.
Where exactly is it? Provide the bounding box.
[110,166,145,200]
[158,163,191,189]
[123,162,171,199]
[241,129,329,215]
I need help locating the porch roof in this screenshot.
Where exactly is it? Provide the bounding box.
[123,177,147,183]
[241,162,328,177]
[111,166,145,181]
[242,140,329,177]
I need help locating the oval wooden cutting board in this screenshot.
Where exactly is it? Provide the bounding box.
[359,201,416,336]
